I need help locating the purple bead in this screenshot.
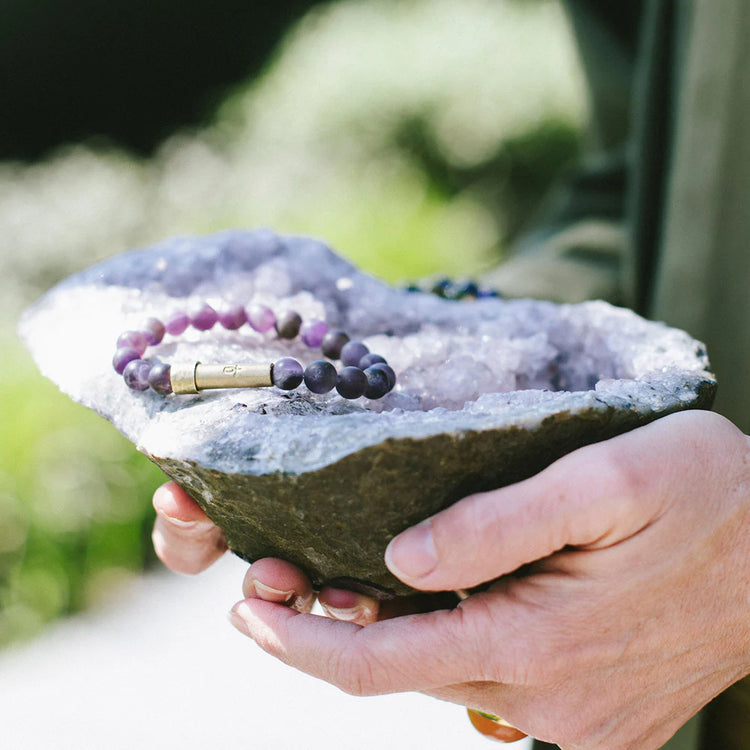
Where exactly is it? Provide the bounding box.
[321,330,350,360]
[303,360,337,394]
[359,352,386,369]
[190,304,218,331]
[218,304,247,330]
[165,311,190,336]
[275,310,302,339]
[363,366,390,399]
[122,359,152,391]
[336,366,367,399]
[112,347,141,375]
[247,305,276,333]
[300,319,330,348]
[272,357,304,390]
[148,362,173,395]
[340,340,369,367]
[370,362,396,391]
[116,330,148,356]
[143,317,166,346]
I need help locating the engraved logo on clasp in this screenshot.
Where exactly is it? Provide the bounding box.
[223,365,239,377]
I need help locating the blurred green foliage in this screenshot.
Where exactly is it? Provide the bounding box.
[0,0,586,648]
[0,336,165,645]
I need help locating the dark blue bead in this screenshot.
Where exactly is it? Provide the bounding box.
[303,360,337,394]
[431,278,452,297]
[363,366,390,399]
[340,341,369,367]
[369,362,396,391]
[477,287,501,298]
[272,358,303,390]
[443,282,464,300]
[456,280,480,298]
[321,330,350,359]
[359,352,386,369]
[335,366,367,399]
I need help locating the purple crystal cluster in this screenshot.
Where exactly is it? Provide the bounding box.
[19,230,716,595]
[20,229,716,479]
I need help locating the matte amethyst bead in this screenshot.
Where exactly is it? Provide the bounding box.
[113,347,141,375]
[336,366,367,399]
[190,304,218,331]
[143,317,166,346]
[165,311,190,336]
[303,360,337,394]
[272,357,304,390]
[321,330,350,359]
[247,305,276,333]
[218,305,247,330]
[122,359,152,391]
[363,366,390,400]
[370,362,396,391]
[359,352,386,369]
[340,340,369,367]
[148,362,173,395]
[116,330,148,356]
[275,310,302,339]
[300,319,330,348]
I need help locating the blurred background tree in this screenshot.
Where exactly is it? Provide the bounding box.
[0,0,587,646]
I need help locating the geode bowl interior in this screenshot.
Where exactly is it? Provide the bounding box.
[19,230,716,596]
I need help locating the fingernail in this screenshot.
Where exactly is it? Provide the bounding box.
[228,603,251,636]
[250,580,295,603]
[385,521,437,580]
[320,601,375,622]
[158,512,198,529]
[157,510,215,531]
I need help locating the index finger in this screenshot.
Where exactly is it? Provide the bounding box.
[229,597,492,696]
[152,481,227,574]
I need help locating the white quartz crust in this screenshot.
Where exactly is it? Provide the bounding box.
[19,230,714,476]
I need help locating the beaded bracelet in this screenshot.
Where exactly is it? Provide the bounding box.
[112,303,396,400]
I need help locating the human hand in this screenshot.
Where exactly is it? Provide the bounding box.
[152,480,454,620]
[152,481,228,575]
[226,410,750,749]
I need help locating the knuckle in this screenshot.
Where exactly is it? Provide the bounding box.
[458,596,535,685]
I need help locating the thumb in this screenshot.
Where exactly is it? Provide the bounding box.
[385,420,671,591]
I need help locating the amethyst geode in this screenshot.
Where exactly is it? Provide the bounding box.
[20,230,716,597]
